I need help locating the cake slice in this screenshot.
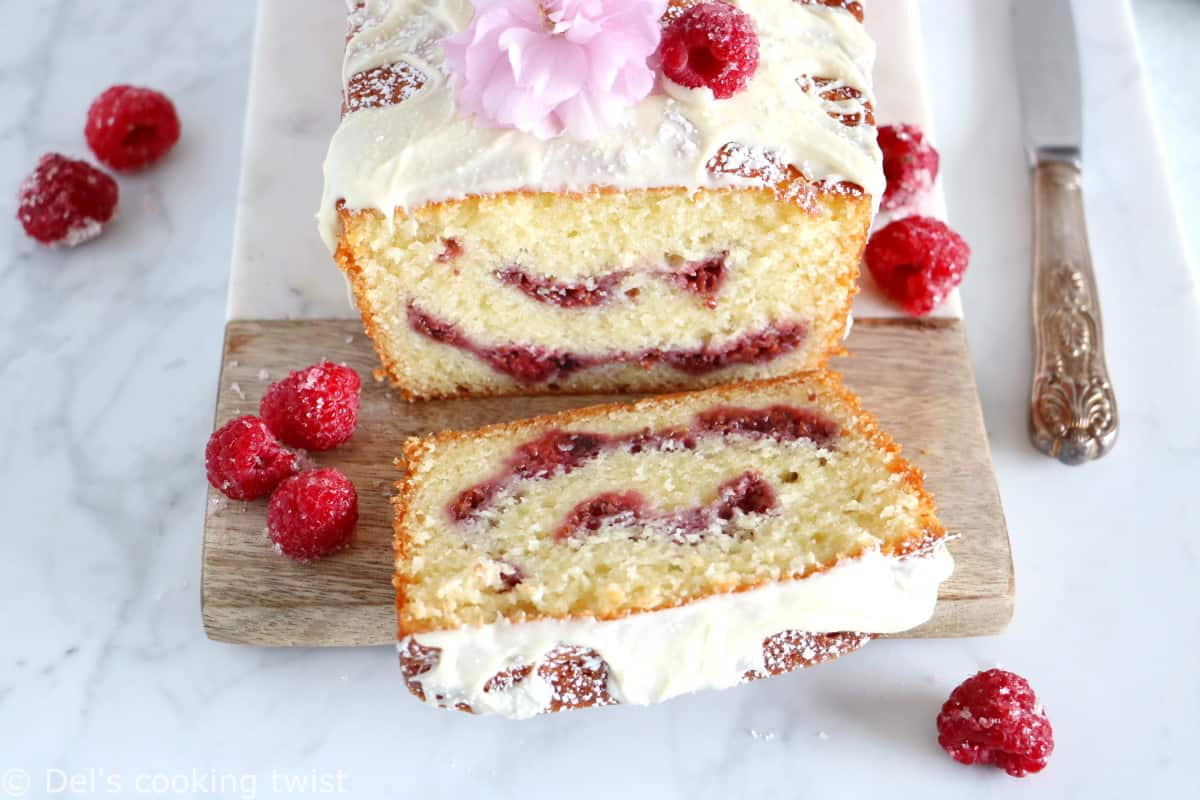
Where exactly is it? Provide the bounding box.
[323,0,882,400]
[393,372,953,717]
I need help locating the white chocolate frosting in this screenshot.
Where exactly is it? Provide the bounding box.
[400,543,953,718]
[320,0,883,251]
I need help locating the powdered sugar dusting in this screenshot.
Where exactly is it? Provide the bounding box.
[658,104,700,158]
[344,62,425,115]
[743,630,872,682]
[706,142,821,212]
[346,0,389,39]
[60,218,103,248]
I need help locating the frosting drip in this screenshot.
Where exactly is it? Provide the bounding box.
[398,543,953,718]
[320,0,883,250]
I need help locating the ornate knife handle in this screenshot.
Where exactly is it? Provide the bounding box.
[1030,160,1118,464]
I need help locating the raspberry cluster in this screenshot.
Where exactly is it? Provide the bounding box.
[16,85,180,247]
[206,362,362,562]
[866,123,969,316]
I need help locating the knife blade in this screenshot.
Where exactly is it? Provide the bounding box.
[1013,0,1119,464]
[1014,0,1083,164]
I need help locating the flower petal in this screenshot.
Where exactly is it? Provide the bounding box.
[443,0,664,139]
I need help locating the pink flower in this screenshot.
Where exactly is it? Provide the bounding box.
[442,0,667,140]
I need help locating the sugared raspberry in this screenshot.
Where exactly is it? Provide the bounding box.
[85,85,181,171]
[878,124,940,212]
[660,2,759,99]
[205,416,298,501]
[16,154,118,247]
[267,468,358,562]
[260,361,361,451]
[865,216,970,316]
[936,669,1054,778]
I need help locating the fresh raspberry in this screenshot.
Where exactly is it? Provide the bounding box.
[865,216,970,316]
[937,669,1054,778]
[85,85,181,171]
[260,361,361,451]
[205,416,298,501]
[660,2,759,99]
[878,124,940,212]
[267,468,358,562]
[16,154,118,247]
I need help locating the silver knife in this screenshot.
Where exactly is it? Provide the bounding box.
[1013,0,1118,465]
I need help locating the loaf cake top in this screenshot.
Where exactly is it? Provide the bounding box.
[320,0,883,250]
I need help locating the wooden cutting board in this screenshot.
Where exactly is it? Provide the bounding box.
[202,318,1013,647]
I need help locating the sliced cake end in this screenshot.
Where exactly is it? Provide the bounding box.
[392,372,951,716]
[338,186,867,400]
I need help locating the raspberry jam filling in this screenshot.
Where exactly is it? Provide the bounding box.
[496,267,627,308]
[494,253,727,309]
[663,254,726,306]
[554,471,777,542]
[448,405,839,524]
[436,238,464,263]
[407,304,805,384]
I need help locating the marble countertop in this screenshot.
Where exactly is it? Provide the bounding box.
[2,1,1198,798]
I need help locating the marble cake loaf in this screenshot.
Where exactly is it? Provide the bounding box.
[321,0,883,399]
[392,372,953,717]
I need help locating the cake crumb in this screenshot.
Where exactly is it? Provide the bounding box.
[747,729,777,742]
[258,369,270,381]
[229,382,245,400]
[229,360,239,368]
[345,335,355,344]
[208,496,229,514]
[817,731,830,741]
